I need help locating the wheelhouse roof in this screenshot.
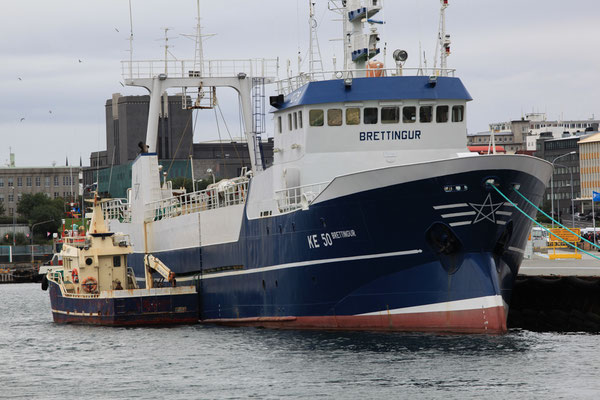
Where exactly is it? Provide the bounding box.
[275,76,472,112]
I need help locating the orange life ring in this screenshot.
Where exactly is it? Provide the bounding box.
[82,277,98,293]
[71,268,79,283]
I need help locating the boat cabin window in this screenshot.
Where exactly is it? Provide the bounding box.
[436,106,449,123]
[346,108,360,125]
[278,116,282,133]
[328,109,343,126]
[402,106,416,123]
[452,105,464,122]
[113,256,121,267]
[293,112,298,130]
[420,106,433,123]
[309,109,324,126]
[364,107,378,124]
[298,111,303,128]
[381,107,399,124]
[288,114,293,131]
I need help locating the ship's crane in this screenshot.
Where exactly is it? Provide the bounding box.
[144,254,177,288]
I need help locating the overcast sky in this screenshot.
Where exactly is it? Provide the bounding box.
[1,0,599,167]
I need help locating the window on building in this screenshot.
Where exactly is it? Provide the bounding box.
[402,106,416,123]
[8,194,14,202]
[452,106,464,122]
[8,178,13,187]
[35,177,41,187]
[26,177,32,187]
[45,177,50,187]
[17,194,22,202]
[298,111,303,129]
[0,178,3,187]
[420,106,433,123]
[0,195,4,203]
[309,110,324,126]
[17,177,22,187]
[54,176,59,186]
[364,108,378,124]
[54,192,60,199]
[8,208,13,215]
[381,107,399,124]
[346,108,360,125]
[327,109,343,126]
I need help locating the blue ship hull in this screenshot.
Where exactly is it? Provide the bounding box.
[126,158,548,333]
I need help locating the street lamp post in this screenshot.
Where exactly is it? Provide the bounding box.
[30,219,55,264]
[551,151,576,229]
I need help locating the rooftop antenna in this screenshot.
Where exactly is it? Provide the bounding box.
[433,0,451,76]
[182,0,216,77]
[128,0,134,78]
[308,1,325,79]
[158,27,177,74]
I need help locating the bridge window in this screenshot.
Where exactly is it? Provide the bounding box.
[293,112,298,130]
[402,106,416,123]
[381,107,399,124]
[328,109,342,126]
[288,114,293,130]
[420,106,433,123]
[364,107,378,124]
[309,110,324,126]
[278,116,282,133]
[452,106,464,122]
[298,111,303,128]
[346,108,360,125]
[436,105,449,123]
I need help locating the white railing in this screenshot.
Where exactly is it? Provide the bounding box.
[144,180,249,222]
[275,181,330,212]
[275,67,457,95]
[102,199,131,223]
[122,59,279,80]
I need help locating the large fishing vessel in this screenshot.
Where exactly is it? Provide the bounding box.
[103,0,552,333]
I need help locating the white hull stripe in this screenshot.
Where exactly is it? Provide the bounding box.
[441,211,476,218]
[358,295,505,316]
[449,221,471,227]
[52,309,101,317]
[199,249,423,280]
[433,203,469,210]
[496,211,513,216]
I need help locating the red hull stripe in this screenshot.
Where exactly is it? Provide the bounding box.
[202,305,507,334]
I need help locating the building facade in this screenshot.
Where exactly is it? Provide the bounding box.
[0,166,80,217]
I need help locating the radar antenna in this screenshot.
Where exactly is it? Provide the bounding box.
[433,0,451,76]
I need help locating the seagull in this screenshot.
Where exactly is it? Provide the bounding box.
[78,59,82,63]
[17,77,22,81]
[49,110,52,114]
[119,82,124,87]
[115,27,119,32]
[20,117,25,122]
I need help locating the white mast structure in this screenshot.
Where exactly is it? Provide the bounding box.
[434,0,451,76]
[308,1,325,79]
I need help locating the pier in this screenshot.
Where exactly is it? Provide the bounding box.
[510,252,600,332]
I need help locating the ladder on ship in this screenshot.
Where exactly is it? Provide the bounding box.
[252,77,266,171]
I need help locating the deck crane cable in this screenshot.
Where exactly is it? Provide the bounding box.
[213,106,226,162]
[490,185,600,262]
[165,108,194,179]
[216,102,244,172]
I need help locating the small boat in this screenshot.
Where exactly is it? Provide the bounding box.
[41,196,198,326]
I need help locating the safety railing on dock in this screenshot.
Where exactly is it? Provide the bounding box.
[144,180,249,222]
[122,59,279,80]
[275,67,457,95]
[275,181,329,212]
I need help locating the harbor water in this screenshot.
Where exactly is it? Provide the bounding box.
[1,284,599,399]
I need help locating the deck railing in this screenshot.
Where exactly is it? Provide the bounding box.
[275,181,329,212]
[275,67,457,95]
[102,199,131,223]
[122,59,279,80]
[144,180,249,222]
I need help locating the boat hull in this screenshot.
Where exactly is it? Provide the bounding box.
[122,155,551,333]
[48,281,198,326]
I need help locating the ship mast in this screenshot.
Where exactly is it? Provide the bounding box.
[434,0,451,76]
[308,1,325,79]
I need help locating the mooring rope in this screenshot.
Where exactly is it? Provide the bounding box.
[490,185,600,262]
[512,187,600,250]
